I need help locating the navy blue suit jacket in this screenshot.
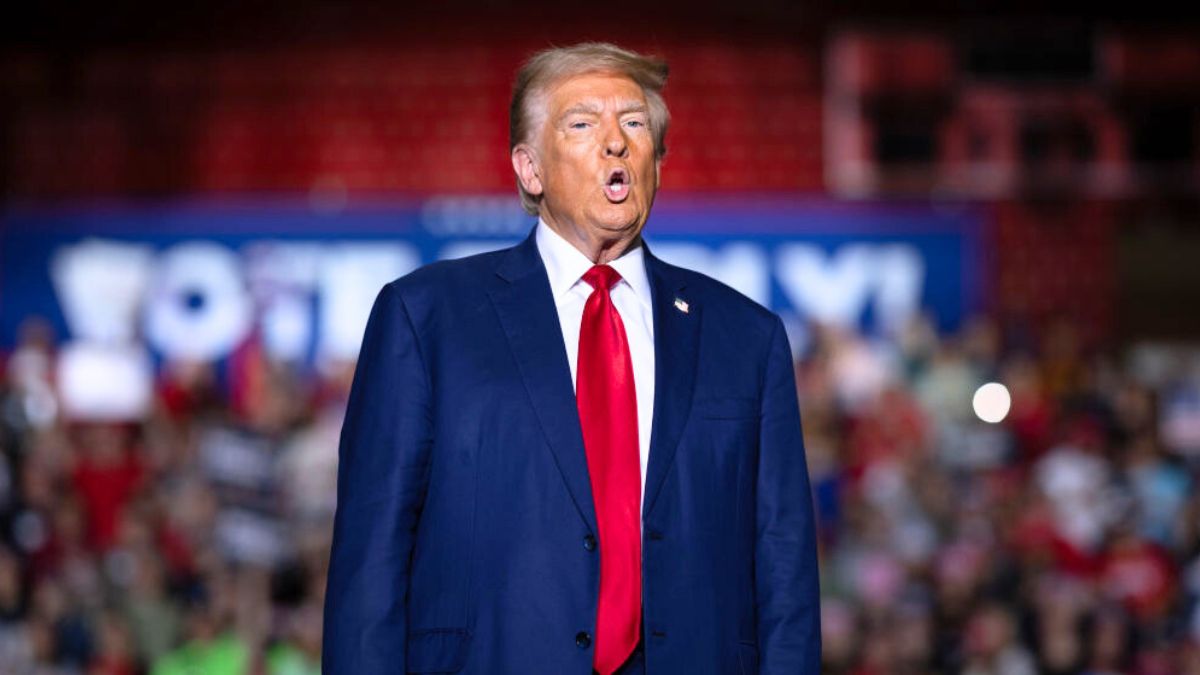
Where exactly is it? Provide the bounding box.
[323,226,820,674]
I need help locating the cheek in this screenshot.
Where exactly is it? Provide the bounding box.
[544,153,582,187]
[564,156,600,189]
[639,164,659,199]
[633,142,657,186]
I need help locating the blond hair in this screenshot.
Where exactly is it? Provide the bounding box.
[509,42,670,215]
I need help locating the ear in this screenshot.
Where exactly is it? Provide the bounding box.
[654,157,662,190]
[511,145,544,197]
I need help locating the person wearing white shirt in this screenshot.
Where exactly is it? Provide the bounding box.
[536,218,655,502]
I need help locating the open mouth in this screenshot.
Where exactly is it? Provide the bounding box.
[602,168,630,203]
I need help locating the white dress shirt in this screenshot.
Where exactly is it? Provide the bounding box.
[535,218,656,501]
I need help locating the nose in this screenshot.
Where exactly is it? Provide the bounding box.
[603,119,628,158]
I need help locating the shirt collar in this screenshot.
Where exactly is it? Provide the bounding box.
[535,217,652,311]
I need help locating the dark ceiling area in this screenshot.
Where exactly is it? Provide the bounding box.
[5,1,1199,51]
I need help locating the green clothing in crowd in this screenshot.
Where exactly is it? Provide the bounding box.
[151,634,248,675]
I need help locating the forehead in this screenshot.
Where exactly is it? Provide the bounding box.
[544,71,647,112]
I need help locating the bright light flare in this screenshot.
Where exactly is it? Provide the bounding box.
[972,382,1012,424]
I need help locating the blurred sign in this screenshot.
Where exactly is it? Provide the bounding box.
[2,196,983,370]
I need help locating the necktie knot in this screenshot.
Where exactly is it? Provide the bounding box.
[582,264,622,293]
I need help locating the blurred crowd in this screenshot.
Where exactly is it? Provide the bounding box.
[806,317,1200,675]
[0,319,342,675]
[2,310,1200,674]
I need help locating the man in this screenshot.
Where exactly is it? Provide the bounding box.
[323,42,819,674]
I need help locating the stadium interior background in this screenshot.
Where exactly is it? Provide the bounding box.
[3,2,1200,673]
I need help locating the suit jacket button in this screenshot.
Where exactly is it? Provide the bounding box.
[583,534,597,551]
[576,631,592,648]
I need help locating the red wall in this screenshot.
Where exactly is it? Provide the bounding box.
[3,41,823,197]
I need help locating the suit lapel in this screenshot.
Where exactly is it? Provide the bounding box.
[642,243,701,520]
[488,228,598,534]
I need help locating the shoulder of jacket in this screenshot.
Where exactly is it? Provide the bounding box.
[386,246,509,298]
[661,260,780,332]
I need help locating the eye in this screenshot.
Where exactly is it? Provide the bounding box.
[624,119,645,129]
[569,121,590,130]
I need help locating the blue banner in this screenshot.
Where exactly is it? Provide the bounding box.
[1,195,985,365]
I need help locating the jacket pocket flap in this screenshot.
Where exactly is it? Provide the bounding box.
[407,628,471,673]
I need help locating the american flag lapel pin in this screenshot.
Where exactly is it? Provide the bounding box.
[674,297,689,314]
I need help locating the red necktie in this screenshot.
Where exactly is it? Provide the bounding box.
[577,264,641,675]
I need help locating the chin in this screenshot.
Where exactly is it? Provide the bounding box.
[591,204,644,233]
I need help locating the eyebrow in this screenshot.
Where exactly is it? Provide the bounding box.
[559,101,649,121]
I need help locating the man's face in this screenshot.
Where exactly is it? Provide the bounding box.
[517,72,660,249]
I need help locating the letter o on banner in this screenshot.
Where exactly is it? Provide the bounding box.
[145,241,252,361]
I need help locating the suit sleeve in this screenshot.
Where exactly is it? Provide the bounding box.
[756,316,821,673]
[323,281,434,674]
